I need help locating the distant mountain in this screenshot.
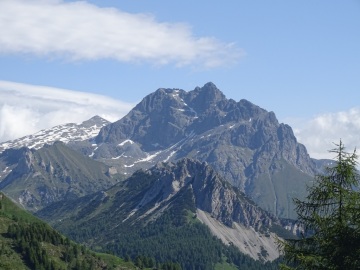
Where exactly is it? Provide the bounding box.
[0,142,121,212]
[38,158,289,268]
[80,82,316,219]
[0,115,109,153]
[0,192,137,270]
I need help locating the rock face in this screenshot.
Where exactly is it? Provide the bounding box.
[0,115,109,153]
[0,142,121,211]
[86,82,316,218]
[0,147,30,182]
[137,158,277,230]
[38,158,287,262]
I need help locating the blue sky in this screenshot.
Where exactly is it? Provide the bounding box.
[0,0,360,159]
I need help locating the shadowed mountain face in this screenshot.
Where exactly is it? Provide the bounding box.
[38,158,289,263]
[84,82,316,218]
[0,142,121,212]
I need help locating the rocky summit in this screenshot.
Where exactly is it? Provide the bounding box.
[0,82,321,269]
[82,82,316,219]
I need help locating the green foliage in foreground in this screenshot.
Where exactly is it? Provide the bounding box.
[280,141,360,269]
[0,193,136,270]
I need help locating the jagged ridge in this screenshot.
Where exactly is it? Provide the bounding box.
[81,82,316,219]
[0,115,109,153]
[0,142,121,212]
[38,158,288,262]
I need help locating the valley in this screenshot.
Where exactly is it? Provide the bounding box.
[0,83,323,269]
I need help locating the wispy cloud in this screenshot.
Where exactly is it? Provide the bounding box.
[0,80,134,143]
[0,0,242,68]
[287,108,360,160]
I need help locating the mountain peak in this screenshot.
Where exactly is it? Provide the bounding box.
[79,115,110,128]
[0,116,110,153]
[92,83,315,219]
[190,82,226,108]
[194,82,219,91]
[83,115,109,124]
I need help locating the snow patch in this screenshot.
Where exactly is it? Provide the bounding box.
[163,150,177,162]
[124,164,135,168]
[112,153,124,159]
[135,151,162,163]
[0,118,108,153]
[118,139,134,146]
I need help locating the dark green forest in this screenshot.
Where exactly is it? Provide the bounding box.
[63,189,280,270]
[0,193,136,270]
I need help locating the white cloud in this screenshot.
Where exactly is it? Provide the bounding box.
[0,80,134,143]
[0,0,242,68]
[287,108,360,160]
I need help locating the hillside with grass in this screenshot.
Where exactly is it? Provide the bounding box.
[0,192,137,270]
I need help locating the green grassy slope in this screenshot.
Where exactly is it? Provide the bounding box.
[0,192,136,270]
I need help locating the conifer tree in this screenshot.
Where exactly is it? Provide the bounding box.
[280,141,360,269]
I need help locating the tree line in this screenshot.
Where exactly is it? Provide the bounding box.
[7,221,109,270]
[280,141,360,269]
